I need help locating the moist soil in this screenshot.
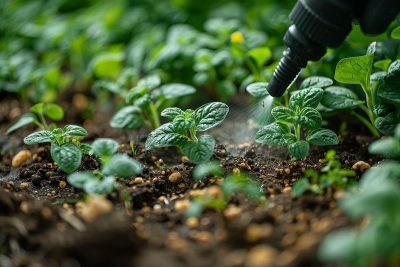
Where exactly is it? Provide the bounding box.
[0,94,377,267]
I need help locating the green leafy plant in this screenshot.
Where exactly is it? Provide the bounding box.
[23,125,90,173]
[254,86,339,160]
[7,102,64,134]
[110,74,196,130]
[292,150,356,197]
[145,102,229,164]
[321,42,400,136]
[186,162,262,218]
[319,124,400,266]
[67,138,142,195]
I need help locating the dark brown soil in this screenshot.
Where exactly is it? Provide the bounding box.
[0,95,377,267]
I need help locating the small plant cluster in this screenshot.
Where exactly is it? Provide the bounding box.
[110,74,196,130]
[319,124,400,266]
[7,102,64,133]
[24,125,90,173]
[321,42,400,136]
[145,102,229,164]
[185,161,262,218]
[292,150,356,197]
[68,138,142,195]
[248,79,339,160]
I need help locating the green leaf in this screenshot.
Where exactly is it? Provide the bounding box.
[374,113,400,135]
[391,26,400,39]
[62,125,88,137]
[161,107,185,120]
[289,88,323,109]
[195,102,229,131]
[30,103,44,115]
[255,122,290,146]
[103,154,142,178]
[374,59,391,71]
[369,138,400,158]
[378,60,400,103]
[288,140,309,160]
[24,130,54,144]
[91,138,119,158]
[319,230,358,263]
[67,171,97,189]
[145,123,188,150]
[292,179,310,197]
[247,47,271,67]
[182,135,215,164]
[92,52,123,80]
[307,129,339,146]
[50,142,82,173]
[172,115,195,130]
[80,143,92,155]
[193,161,223,180]
[300,76,333,90]
[246,82,269,98]
[7,113,36,134]
[43,103,64,121]
[84,176,116,195]
[271,106,295,123]
[156,83,196,99]
[137,74,161,90]
[134,94,151,108]
[110,106,143,129]
[334,54,374,90]
[296,107,322,129]
[321,86,364,110]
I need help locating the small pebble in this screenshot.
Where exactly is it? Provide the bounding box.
[284,168,291,175]
[19,182,29,190]
[282,187,292,193]
[232,168,241,175]
[186,217,199,228]
[174,199,190,212]
[192,231,213,243]
[12,150,32,167]
[59,180,67,189]
[224,205,242,219]
[134,177,144,184]
[245,245,278,267]
[76,196,113,223]
[239,162,251,170]
[169,172,182,183]
[352,161,371,172]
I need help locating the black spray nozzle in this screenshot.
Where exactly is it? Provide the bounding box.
[267,0,354,97]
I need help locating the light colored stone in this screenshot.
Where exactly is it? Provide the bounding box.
[352,161,370,172]
[12,150,32,167]
[245,245,278,267]
[76,196,113,223]
[169,172,182,183]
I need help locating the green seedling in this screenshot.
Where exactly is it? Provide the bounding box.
[145,102,229,164]
[24,125,90,173]
[254,86,339,160]
[7,102,64,134]
[186,161,262,218]
[292,150,356,197]
[110,74,196,130]
[319,125,400,266]
[321,42,400,136]
[68,138,142,195]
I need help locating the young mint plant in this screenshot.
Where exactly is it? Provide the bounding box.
[321,42,400,136]
[145,102,229,164]
[255,87,339,160]
[292,150,356,197]
[7,102,64,134]
[67,138,142,195]
[110,74,196,130]
[23,125,90,173]
[186,162,262,218]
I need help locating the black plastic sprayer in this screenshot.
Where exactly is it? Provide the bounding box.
[267,0,400,97]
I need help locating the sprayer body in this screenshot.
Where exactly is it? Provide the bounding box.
[266,0,398,97]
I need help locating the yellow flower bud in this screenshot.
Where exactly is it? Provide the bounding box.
[230,31,245,43]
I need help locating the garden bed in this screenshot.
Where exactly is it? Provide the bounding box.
[0,96,376,267]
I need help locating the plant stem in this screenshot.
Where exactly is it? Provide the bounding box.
[39,112,49,130]
[149,103,160,129]
[189,127,198,142]
[361,84,377,123]
[246,57,260,81]
[350,110,380,137]
[294,123,301,141]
